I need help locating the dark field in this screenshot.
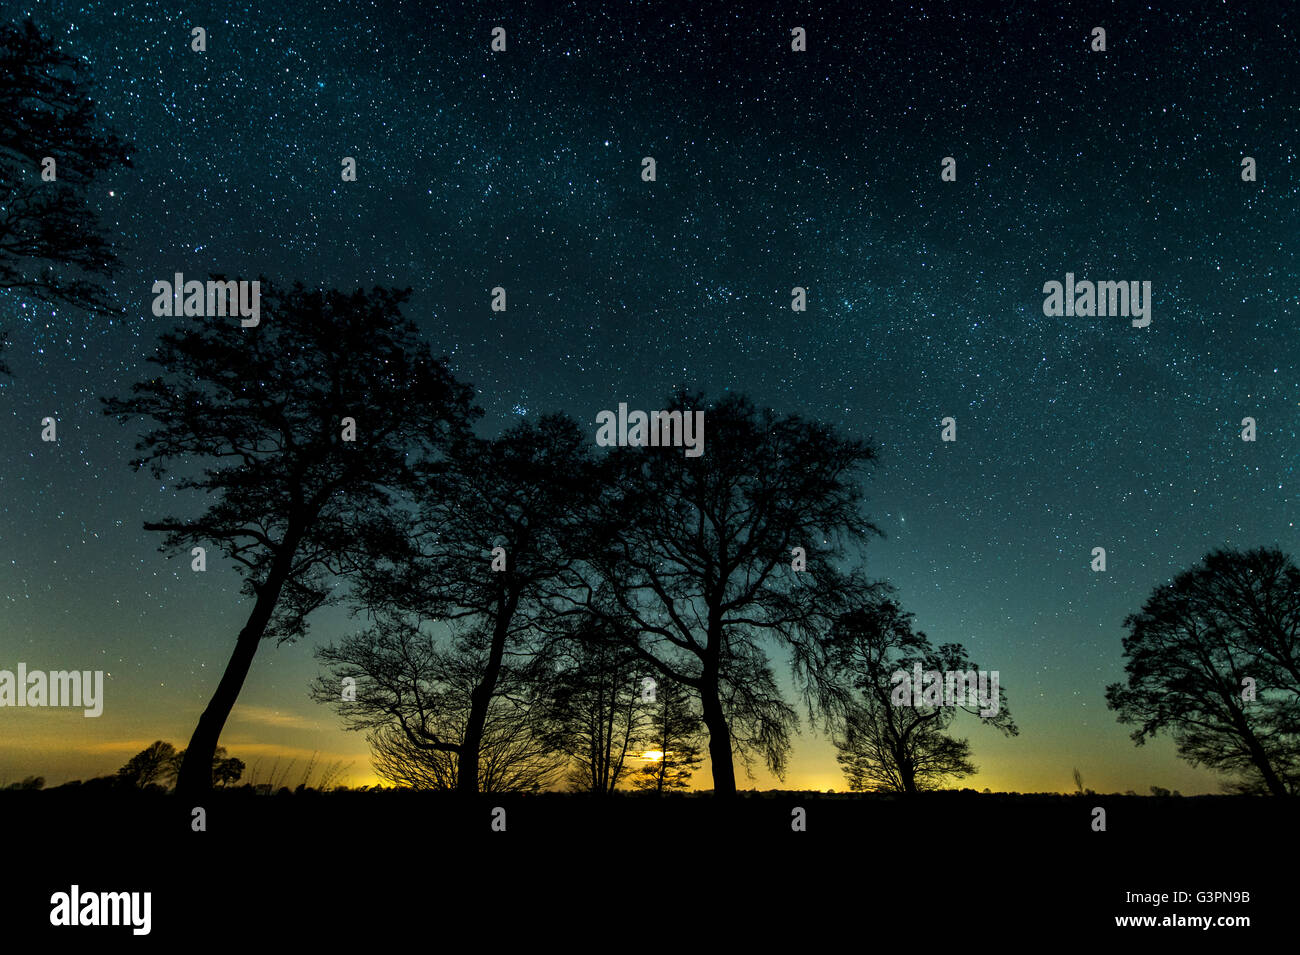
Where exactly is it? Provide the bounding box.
[3,790,1289,942]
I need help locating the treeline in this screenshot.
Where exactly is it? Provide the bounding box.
[5,741,349,794]
[96,281,1300,798]
[96,280,1016,797]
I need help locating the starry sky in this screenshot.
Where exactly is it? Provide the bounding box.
[1,0,1296,793]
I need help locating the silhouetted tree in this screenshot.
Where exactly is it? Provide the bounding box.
[372,704,562,793]
[1106,547,1300,796]
[214,758,244,789]
[543,618,647,794]
[323,413,605,794]
[0,19,131,313]
[571,391,882,796]
[6,775,45,790]
[212,748,244,787]
[632,676,704,793]
[117,741,177,788]
[828,596,1018,794]
[114,741,244,790]
[169,746,244,788]
[103,281,478,796]
[314,612,564,793]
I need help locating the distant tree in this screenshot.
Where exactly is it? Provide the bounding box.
[543,618,647,794]
[319,413,606,794]
[0,19,132,313]
[828,596,1018,794]
[103,281,478,796]
[1106,547,1300,796]
[632,676,705,794]
[571,391,882,796]
[169,746,244,788]
[1073,768,1085,795]
[117,741,177,788]
[6,775,45,790]
[315,613,564,793]
[213,750,246,787]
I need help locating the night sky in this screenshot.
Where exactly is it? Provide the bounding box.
[2,0,1296,793]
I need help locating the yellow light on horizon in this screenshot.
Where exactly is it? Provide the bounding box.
[640,750,664,762]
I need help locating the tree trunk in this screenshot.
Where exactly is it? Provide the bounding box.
[897,746,919,794]
[1255,761,1287,797]
[458,588,516,794]
[175,529,301,797]
[457,720,481,794]
[701,683,735,796]
[900,766,918,795]
[1240,722,1289,796]
[458,675,491,795]
[701,610,736,796]
[656,710,668,794]
[1225,698,1289,796]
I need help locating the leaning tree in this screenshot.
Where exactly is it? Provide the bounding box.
[103,281,478,795]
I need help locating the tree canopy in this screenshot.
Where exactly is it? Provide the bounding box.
[1106,547,1300,796]
[828,596,1017,793]
[569,390,882,795]
[0,18,131,313]
[103,280,478,795]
